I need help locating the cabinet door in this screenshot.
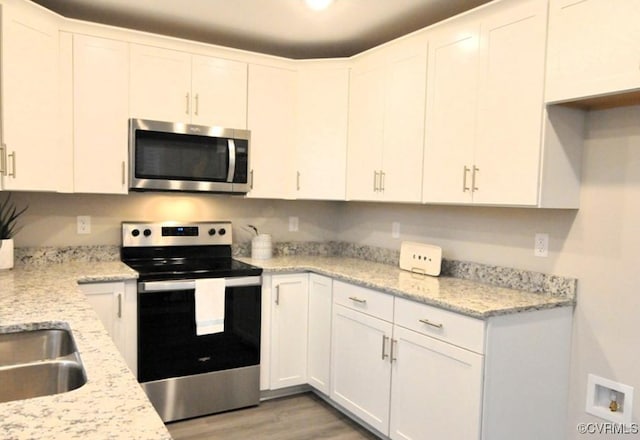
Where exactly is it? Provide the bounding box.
[307,274,332,394]
[346,64,385,201]
[296,66,349,200]
[1,3,61,191]
[473,0,547,206]
[129,44,192,123]
[546,0,640,103]
[73,34,129,194]
[191,55,247,129]
[389,326,484,440]
[270,274,309,389]
[422,21,479,204]
[331,304,392,435]
[246,64,297,199]
[380,45,427,203]
[80,281,137,375]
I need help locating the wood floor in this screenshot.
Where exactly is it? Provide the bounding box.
[167,392,380,440]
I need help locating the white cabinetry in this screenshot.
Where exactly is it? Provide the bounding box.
[546,0,640,104]
[0,1,63,191]
[130,44,247,128]
[307,274,333,394]
[246,64,297,199]
[423,0,566,207]
[80,280,137,375]
[295,64,349,200]
[389,298,484,440]
[346,36,427,203]
[72,34,129,194]
[269,273,309,389]
[330,281,394,435]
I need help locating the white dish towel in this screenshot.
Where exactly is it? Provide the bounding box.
[194,278,226,336]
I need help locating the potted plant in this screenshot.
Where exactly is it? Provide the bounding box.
[0,194,28,270]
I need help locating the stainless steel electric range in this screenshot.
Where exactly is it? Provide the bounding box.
[121,221,262,423]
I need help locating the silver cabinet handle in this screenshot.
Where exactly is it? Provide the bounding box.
[382,335,389,360]
[419,318,443,329]
[348,296,367,304]
[194,93,199,116]
[0,143,6,176]
[373,170,379,192]
[185,92,190,115]
[390,338,397,362]
[275,285,280,305]
[8,152,16,178]
[296,171,300,191]
[472,166,479,192]
[380,171,386,192]
[250,169,254,189]
[117,293,122,319]
[121,161,125,185]
[463,166,470,192]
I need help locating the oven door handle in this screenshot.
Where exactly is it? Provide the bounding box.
[138,276,262,293]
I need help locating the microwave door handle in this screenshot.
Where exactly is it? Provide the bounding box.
[227,139,236,183]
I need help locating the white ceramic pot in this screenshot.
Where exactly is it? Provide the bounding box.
[0,238,14,270]
[251,234,272,260]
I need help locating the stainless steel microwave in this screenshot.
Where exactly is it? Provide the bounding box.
[128,119,251,194]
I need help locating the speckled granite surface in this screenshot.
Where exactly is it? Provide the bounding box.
[0,262,171,440]
[238,255,576,319]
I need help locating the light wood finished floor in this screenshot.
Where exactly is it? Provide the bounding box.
[167,392,380,440]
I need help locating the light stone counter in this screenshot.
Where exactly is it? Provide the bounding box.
[239,256,576,318]
[0,262,172,440]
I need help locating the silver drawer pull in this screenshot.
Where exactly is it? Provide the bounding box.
[419,318,443,329]
[348,296,367,304]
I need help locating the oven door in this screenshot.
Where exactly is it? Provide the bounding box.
[137,276,261,383]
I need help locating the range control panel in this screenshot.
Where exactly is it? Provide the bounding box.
[122,221,232,247]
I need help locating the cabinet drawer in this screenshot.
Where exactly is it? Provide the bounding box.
[333,281,394,322]
[394,297,485,354]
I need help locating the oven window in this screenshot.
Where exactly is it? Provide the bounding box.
[138,285,261,383]
[135,130,229,182]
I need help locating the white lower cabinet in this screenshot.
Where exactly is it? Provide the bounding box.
[307,274,333,394]
[269,273,309,389]
[79,280,137,375]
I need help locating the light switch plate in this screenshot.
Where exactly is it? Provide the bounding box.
[399,241,442,276]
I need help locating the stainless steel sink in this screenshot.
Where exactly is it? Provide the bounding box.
[0,327,87,403]
[0,328,77,366]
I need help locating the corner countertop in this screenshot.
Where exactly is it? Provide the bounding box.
[238,256,576,319]
[0,262,172,440]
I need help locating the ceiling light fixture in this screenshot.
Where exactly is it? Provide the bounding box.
[304,0,334,11]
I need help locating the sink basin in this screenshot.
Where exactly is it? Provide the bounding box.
[0,328,77,366]
[0,326,87,403]
[0,355,87,403]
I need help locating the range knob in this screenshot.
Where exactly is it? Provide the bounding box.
[218,228,226,236]
[131,229,140,237]
[143,228,152,237]
[208,228,217,236]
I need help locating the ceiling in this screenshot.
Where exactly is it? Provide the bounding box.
[31,0,492,59]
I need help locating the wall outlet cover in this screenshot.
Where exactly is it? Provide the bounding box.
[399,241,442,276]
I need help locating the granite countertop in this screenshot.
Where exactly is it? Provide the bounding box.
[238,256,576,319]
[0,262,172,440]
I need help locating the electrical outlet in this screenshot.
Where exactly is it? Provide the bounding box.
[392,222,400,239]
[289,216,299,232]
[534,233,548,257]
[77,216,91,234]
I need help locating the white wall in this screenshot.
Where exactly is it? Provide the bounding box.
[8,105,639,438]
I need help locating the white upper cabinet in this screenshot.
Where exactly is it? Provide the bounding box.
[130,44,247,128]
[73,34,129,194]
[246,63,297,199]
[423,0,561,207]
[1,1,63,191]
[295,64,349,200]
[546,0,640,104]
[347,36,427,203]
